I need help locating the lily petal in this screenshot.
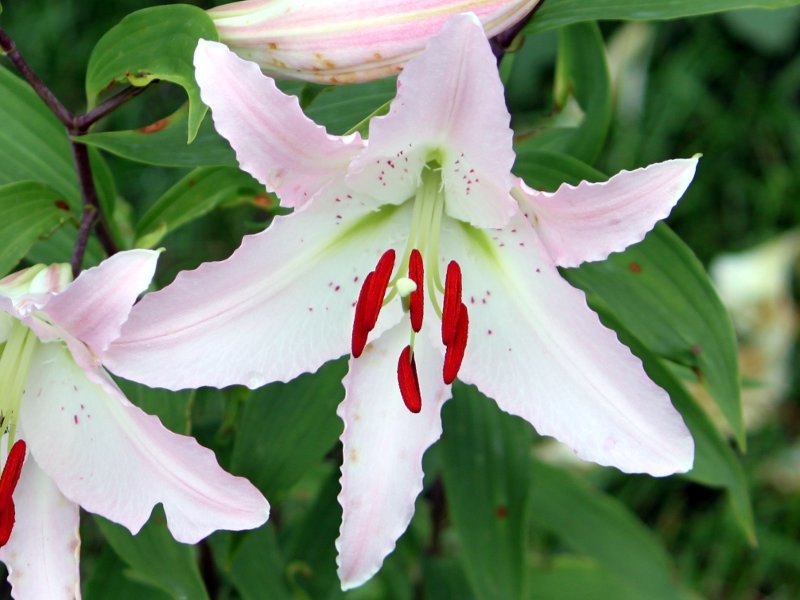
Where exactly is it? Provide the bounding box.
[440,213,694,476]
[0,457,81,600]
[195,39,364,209]
[105,193,410,390]
[42,250,159,363]
[347,14,517,228]
[20,342,269,543]
[516,158,699,267]
[337,323,450,589]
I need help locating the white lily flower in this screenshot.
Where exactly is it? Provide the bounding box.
[0,252,268,598]
[106,15,696,589]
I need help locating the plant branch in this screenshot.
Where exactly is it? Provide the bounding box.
[491,0,548,64]
[69,142,117,275]
[75,81,156,132]
[0,26,74,129]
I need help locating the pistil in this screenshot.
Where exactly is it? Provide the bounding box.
[0,321,39,442]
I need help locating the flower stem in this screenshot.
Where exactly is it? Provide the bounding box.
[0,25,152,275]
[75,82,156,132]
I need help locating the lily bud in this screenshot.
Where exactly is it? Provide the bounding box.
[208,0,541,84]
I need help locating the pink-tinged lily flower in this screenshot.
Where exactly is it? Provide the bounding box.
[209,0,540,84]
[105,15,696,589]
[0,251,269,598]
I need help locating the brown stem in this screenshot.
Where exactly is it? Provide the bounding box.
[0,25,151,274]
[75,82,156,132]
[491,0,549,64]
[69,142,117,276]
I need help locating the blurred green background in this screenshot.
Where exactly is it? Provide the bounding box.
[2,1,799,598]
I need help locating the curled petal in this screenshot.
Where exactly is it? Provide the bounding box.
[440,213,694,476]
[21,343,269,543]
[195,39,363,209]
[105,192,410,390]
[0,458,81,600]
[516,157,699,268]
[42,250,159,364]
[337,324,450,589]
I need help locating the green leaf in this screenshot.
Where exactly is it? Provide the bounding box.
[0,181,70,276]
[228,526,292,600]
[0,66,79,209]
[116,378,192,435]
[525,0,800,34]
[95,508,209,600]
[422,558,478,600]
[282,467,345,598]
[529,460,686,600]
[566,224,744,448]
[136,167,264,248]
[528,557,645,600]
[440,383,532,600]
[305,77,397,136]
[513,149,605,191]
[0,67,119,265]
[84,547,172,600]
[85,5,219,141]
[78,105,237,168]
[230,359,346,501]
[555,22,611,163]
[521,22,611,164]
[25,227,105,270]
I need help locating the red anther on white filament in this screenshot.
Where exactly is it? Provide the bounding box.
[397,345,422,413]
[441,260,469,385]
[351,249,396,357]
[443,302,469,384]
[408,249,424,333]
[441,261,462,346]
[0,439,26,547]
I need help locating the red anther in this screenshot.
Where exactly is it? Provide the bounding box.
[351,249,397,358]
[366,249,396,330]
[397,345,422,414]
[443,303,469,385]
[351,272,375,358]
[408,249,424,333]
[0,440,26,547]
[441,260,462,346]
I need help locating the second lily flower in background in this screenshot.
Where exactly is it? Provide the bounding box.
[0,252,269,598]
[208,0,541,83]
[106,14,697,590]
